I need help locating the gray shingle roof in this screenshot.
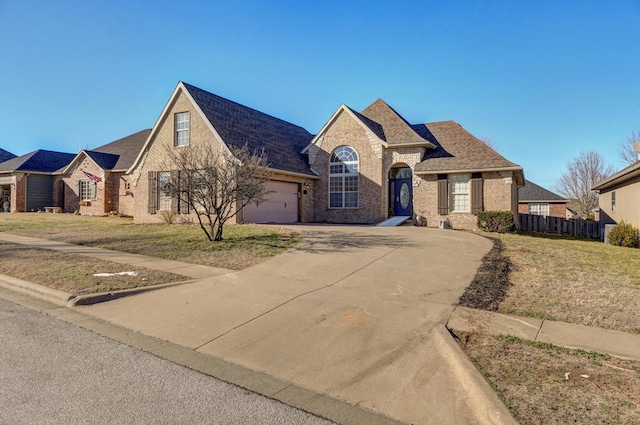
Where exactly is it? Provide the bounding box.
[91,129,150,171]
[360,99,432,146]
[519,180,567,202]
[0,150,75,173]
[183,83,315,176]
[0,148,16,163]
[413,121,523,176]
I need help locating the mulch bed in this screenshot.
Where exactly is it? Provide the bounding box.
[458,237,512,311]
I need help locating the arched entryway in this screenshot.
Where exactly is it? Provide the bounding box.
[388,165,413,217]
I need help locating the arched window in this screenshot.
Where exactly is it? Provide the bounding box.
[329,146,359,208]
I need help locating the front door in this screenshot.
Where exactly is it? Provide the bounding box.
[391,178,412,216]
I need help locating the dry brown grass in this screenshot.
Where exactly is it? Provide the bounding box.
[458,332,640,425]
[0,213,299,296]
[487,231,640,334]
[0,241,185,295]
[0,213,299,270]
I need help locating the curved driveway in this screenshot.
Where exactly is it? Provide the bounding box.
[81,225,500,424]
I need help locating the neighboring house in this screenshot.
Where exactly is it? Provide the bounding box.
[592,160,640,229]
[0,150,75,212]
[517,180,568,218]
[129,81,524,229]
[58,129,150,215]
[128,82,317,224]
[0,148,16,163]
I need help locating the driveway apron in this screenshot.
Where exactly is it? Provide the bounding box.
[80,225,495,424]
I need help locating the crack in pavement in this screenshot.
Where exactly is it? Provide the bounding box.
[193,244,404,351]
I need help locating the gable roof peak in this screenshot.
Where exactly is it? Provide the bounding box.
[360,98,433,147]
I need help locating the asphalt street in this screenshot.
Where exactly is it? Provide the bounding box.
[0,297,335,425]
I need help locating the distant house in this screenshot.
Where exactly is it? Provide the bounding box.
[0,150,75,212]
[129,81,525,228]
[518,180,568,218]
[592,161,640,230]
[58,129,150,215]
[0,148,16,163]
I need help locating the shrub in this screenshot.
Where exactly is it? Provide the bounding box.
[477,211,515,233]
[607,221,640,248]
[158,210,176,224]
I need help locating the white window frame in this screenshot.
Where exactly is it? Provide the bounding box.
[329,146,359,209]
[450,174,470,212]
[175,112,190,146]
[529,203,549,217]
[158,171,172,211]
[79,179,96,201]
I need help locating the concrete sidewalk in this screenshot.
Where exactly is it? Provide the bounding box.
[447,306,640,361]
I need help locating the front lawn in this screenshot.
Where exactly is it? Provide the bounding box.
[0,213,299,270]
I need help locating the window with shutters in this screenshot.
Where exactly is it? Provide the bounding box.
[450,174,470,212]
[158,171,172,211]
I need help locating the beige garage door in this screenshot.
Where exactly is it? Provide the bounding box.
[243,181,299,223]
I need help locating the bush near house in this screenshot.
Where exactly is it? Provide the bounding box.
[608,220,640,248]
[476,211,515,233]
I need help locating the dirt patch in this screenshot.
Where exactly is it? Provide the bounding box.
[456,332,640,425]
[458,237,511,311]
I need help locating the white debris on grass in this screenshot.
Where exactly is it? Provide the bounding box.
[93,271,139,277]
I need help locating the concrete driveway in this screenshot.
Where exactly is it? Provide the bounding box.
[79,225,512,424]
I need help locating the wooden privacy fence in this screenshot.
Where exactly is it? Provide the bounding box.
[518,214,600,239]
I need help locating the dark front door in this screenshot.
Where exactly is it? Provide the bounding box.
[391,178,412,216]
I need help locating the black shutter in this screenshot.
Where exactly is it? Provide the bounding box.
[148,171,157,214]
[170,170,179,213]
[179,171,190,214]
[471,175,483,215]
[437,175,449,215]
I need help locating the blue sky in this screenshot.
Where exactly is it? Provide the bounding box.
[1,1,639,189]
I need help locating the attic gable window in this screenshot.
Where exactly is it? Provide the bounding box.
[329,146,359,208]
[175,112,190,146]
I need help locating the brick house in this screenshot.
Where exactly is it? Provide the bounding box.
[303,99,525,228]
[58,130,150,216]
[129,81,524,229]
[0,150,75,212]
[518,179,568,218]
[128,82,317,224]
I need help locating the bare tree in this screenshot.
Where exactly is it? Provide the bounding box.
[162,142,272,241]
[480,137,499,152]
[556,150,614,217]
[617,128,640,166]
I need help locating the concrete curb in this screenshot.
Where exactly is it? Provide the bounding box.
[0,274,74,307]
[0,274,195,307]
[68,280,196,306]
[433,326,518,425]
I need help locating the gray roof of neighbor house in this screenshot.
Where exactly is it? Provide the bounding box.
[412,121,524,183]
[183,83,315,176]
[519,179,567,203]
[592,160,640,191]
[0,149,75,174]
[0,148,16,163]
[360,99,435,147]
[91,129,151,171]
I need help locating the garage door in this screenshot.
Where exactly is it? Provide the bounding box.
[243,181,299,223]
